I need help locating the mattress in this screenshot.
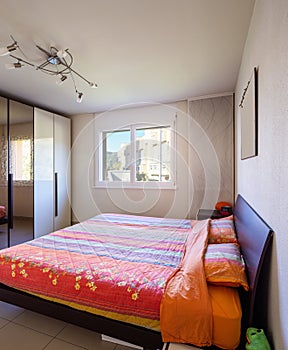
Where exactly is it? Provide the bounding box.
[209,284,242,349]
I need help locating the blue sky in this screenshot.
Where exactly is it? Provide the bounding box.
[106,129,145,152]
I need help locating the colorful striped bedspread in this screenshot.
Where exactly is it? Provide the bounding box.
[0,213,195,330]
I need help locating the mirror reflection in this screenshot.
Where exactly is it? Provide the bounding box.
[0,97,8,248]
[9,100,34,246]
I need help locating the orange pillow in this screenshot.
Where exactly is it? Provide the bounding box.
[204,243,249,291]
[208,215,238,244]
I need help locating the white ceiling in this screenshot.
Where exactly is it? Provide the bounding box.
[0,0,255,116]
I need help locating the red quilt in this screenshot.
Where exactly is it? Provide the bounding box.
[0,214,199,330]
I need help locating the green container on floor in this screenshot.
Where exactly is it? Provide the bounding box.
[246,327,271,350]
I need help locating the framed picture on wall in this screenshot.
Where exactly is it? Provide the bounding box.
[239,67,258,160]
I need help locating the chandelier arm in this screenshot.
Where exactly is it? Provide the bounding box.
[70,71,79,93]
[56,66,72,75]
[68,66,93,85]
[37,67,66,75]
[56,56,74,75]
[57,49,74,69]
[34,60,71,75]
[36,45,52,58]
[38,65,71,75]
[9,54,35,68]
[37,61,51,70]
[10,52,60,74]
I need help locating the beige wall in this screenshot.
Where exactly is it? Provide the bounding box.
[71,102,191,222]
[71,96,234,222]
[188,95,234,217]
[235,0,288,348]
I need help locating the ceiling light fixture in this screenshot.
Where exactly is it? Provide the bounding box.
[0,35,98,103]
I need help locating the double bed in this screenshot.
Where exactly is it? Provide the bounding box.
[0,195,273,349]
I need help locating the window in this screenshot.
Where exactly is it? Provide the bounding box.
[98,125,175,188]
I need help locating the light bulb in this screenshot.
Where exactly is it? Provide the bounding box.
[57,49,68,59]
[0,47,10,56]
[77,92,83,103]
[0,42,17,56]
[5,62,22,69]
[56,75,67,85]
[89,82,98,88]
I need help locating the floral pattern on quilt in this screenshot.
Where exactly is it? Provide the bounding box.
[0,214,193,324]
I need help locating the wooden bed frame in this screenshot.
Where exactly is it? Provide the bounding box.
[233,195,273,338]
[0,194,273,350]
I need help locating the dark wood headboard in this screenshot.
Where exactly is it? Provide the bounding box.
[234,194,273,330]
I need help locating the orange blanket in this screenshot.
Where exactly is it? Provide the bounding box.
[160,219,212,347]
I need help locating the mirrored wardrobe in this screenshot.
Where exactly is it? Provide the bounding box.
[0,96,71,249]
[0,97,34,248]
[9,100,34,246]
[0,96,9,248]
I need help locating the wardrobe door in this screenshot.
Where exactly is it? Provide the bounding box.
[0,97,8,248]
[54,114,71,230]
[9,101,34,245]
[34,108,54,238]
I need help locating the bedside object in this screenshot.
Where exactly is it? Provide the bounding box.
[215,202,233,216]
[197,209,231,220]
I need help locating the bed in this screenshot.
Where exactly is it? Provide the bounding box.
[0,195,273,349]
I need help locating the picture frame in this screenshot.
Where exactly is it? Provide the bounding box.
[239,67,258,160]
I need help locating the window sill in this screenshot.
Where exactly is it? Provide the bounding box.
[94,181,177,190]
[13,181,33,187]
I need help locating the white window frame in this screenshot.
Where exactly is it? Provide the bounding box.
[95,122,176,189]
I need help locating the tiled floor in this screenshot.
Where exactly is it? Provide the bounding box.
[0,301,136,350]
